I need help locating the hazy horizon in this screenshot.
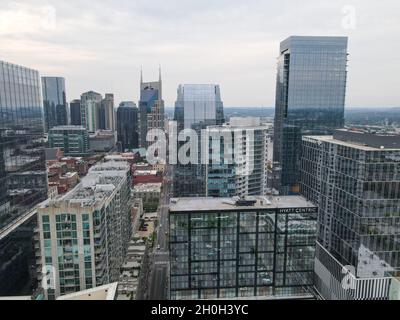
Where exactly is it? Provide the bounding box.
[1,1,399,107]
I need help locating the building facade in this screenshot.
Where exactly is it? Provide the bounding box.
[117,101,139,151]
[69,99,81,126]
[99,94,115,132]
[138,70,165,148]
[173,84,225,197]
[80,91,102,133]
[89,130,117,153]
[300,129,400,299]
[42,77,68,132]
[48,126,90,157]
[274,36,348,195]
[169,196,317,300]
[37,161,133,299]
[0,60,47,295]
[205,117,271,198]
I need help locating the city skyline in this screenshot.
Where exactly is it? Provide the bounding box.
[1,1,399,107]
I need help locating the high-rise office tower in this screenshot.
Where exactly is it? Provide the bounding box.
[301,129,400,300]
[117,101,139,151]
[169,196,317,299]
[0,61,47,295]
[205,117,271,198]
[42,77,68,132]
[80,91,102,133]
[99,94,115,131]
[273,36,348,195]
[70,99,82,126]
[173,84,225,197]
[138,69,165,148]
[37,161,132,299]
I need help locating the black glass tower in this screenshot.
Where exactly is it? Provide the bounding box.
[42,77,67,132]
[0,61,47,295]
[117,101,139,151]
[69,99,81,126]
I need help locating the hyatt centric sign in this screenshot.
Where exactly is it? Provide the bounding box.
[278,207,317,214]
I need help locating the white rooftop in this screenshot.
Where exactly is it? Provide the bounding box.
[169,196,316,212]
[57,282,118,300]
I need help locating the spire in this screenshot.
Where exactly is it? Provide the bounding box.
[140,66,143,84]
[158,64,162,83]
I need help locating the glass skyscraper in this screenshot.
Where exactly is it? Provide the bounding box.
[69,99,81,126]
[0,60,47,295]
[117,101,139,151]
[42,77,68,132]
[273,36,348,195]
[173,84,225,197]
[301,130,400,299]
[138,70,165,148]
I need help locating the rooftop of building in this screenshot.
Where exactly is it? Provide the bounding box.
[49,125,87,131]
[169,195,316,213]
[133,170,158,176]
[89,130,116,138]
[56,282,118,300]
[305,129,400,151]
[133,183,162,193]
[207,117,272,131]
[104,153,135,161]
[39,161,130,208]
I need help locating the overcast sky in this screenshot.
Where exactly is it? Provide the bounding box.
[1,0,399,107]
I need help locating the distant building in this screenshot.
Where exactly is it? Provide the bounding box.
[133,182,161,201]
[89,130,116,152]
[138,69,165,148]
[169,196,317,300]
[117,101,139,151]
[44,148,63,162]
[48,126,90,157]
[42,77,68,132]
[173,84,225,197]
[99,94,115,131]
[301,129,400,300]
[80,91,102,133]
[37,161,132,299]
[274,36,348,195]
[69,99,81,126]
[132,169,163,185]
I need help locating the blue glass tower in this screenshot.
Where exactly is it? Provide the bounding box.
[273,36,348,195]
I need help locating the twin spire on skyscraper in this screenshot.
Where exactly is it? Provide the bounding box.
[140,65,162,85]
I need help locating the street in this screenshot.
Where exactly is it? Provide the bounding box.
[147,164,172,300]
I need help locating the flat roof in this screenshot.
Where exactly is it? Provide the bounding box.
[303,135,400,151]
[169,196,316,213]
[57,282,118,300]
